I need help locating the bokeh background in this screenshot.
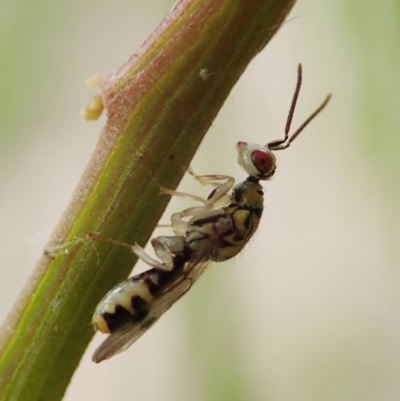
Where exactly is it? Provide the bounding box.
[1,0,400,400]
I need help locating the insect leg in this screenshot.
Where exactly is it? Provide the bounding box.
[153,235,186,254]
[150,236,186,271]
[202,175,235,205]
[160,187,208,204]
[161,175,235,205]
[131,235,186,271]
[130,244,167,270]
[167,175,235,236]
[187,168,233,188]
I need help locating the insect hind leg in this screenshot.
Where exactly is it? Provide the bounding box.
[130,244,166,270]
[132,235,186,272]
[160,187,208,205]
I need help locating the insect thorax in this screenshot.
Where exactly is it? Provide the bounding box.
[185,198,263,263]
[232,178,264,211]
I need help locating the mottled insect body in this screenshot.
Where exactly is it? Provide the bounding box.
[92,235,208,362]
[177,176,264,262]
[92,64,331,363]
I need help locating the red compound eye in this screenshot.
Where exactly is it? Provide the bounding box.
[251,149,275,175]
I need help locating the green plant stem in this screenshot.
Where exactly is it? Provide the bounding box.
[0,0,296,400]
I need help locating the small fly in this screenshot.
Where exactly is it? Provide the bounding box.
[92,64,331,362]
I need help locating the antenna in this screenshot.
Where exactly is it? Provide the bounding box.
[267,63,332,151]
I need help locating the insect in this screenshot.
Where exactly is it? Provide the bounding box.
[92,64,331,363]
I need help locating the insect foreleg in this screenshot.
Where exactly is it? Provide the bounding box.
[187,168,233,188]
[161,175,234,205]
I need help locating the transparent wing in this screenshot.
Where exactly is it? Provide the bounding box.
[92,259,211,363]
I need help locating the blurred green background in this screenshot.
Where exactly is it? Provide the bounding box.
[1,0,399,400]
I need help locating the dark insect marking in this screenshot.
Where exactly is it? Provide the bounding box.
[192,213,225,227]
[102,296,152,333]
[233,187,244,203]
[232,189,238,203]
[187,231,208,244]
[252,207,263,219]
[207,187,218,200]
[222,229,235,237]
[131,296,150,321]
[102,305,134,333]
[219,237,236,249]
[141,273,161,296]
[172,245,193,271]
[240,205,263,220]
[141,245,193,296]
[130,271,149,282]
[233,232,244,242]
[246,176,259,184]
[243,212,252,230]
